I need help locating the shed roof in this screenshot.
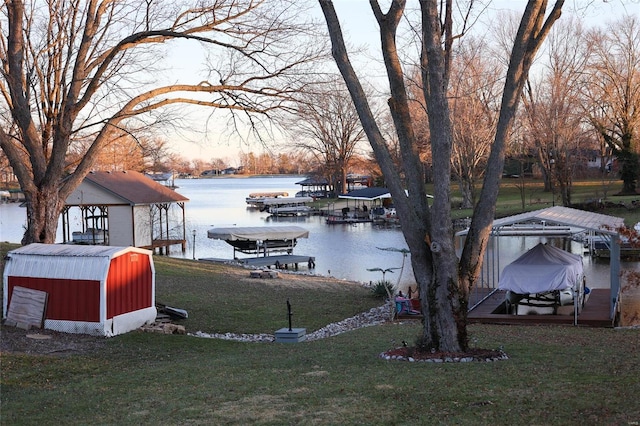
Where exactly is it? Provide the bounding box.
[76,170,189,205]
[4,243,152,281]
[489,206,624,235]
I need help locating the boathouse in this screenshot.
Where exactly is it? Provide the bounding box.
[62,170,189,253]
[295,176,332,198]
[2,244,156,336]
[207,226,315,270]
[459,206,625,327]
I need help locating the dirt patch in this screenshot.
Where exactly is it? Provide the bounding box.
[0,324,108,356]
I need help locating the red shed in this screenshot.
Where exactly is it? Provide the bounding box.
[2,244,156,336]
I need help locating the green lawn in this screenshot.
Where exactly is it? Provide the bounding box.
[2,322,639,425]
[2,179,639,425]
[313,178,640,226]
[1,250,639,425]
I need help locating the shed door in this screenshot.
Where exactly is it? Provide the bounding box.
[106,253,153,318]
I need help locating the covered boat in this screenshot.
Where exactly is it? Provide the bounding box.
[498,243,585,317]
[262,196,313,216]
[245,192,288,207]
[207,226,309,256]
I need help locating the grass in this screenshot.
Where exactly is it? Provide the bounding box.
[315,178,640,226]
[443,178,640,225]
[152,256,380,334]
[1,247,639,425]
[2,180,640,425]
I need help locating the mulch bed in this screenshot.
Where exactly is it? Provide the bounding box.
[381,346,508,363]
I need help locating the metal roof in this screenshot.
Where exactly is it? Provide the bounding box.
[339,187,392,200]
[489,206,624,234]
[207,226,309,241]
[296,177,329,185]
[4,243,152,281]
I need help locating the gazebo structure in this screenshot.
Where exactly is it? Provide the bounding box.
[295,176,332,198]
[458,206,625,324]
[62,170,189,254]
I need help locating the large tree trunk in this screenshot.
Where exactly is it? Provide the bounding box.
[22,185,65,245]
[321,0,467,352]
[417,0,468,352]
[321,0,564,354]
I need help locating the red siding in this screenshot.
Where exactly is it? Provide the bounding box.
[7,277,100,321]
[106,252,152,319]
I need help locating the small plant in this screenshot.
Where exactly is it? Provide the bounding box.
[370,279,395,299]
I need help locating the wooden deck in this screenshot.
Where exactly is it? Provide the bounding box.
[397,288,613,327]
[143,239,186,254]
[467,288,613,327]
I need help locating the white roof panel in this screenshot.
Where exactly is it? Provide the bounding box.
[4,244,151,281]
[490,206,623,235]
[261,197,313,205]
[207,226,309,241]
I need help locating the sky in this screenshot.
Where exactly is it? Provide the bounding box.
[163,0,640,165]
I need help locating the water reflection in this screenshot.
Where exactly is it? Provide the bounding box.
[1,176,637,289]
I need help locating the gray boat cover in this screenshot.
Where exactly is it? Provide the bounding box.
[498,243,583,294]
[261,197,313,205]
[207,226,309,241]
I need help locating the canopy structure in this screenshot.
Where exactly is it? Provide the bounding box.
[489,206,624,235]
[207,226,309,241]
[458,206,624,319]
[207,226,309,256]
[498,243,583,294]
[338,187,392,201]
[261,197,313,206]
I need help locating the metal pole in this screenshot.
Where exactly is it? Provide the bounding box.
[192,229,196,260]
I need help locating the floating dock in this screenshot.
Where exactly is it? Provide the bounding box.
[241,254,315,270]
[200,254,315,271]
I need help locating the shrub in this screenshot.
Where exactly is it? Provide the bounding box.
[370,280,395,299]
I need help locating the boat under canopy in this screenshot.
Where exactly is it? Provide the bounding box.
[261,196,313,216]
[245,192,288,207]
[207,226,309,256]
[498,243,585,319]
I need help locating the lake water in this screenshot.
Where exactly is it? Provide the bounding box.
[1,176,638,290]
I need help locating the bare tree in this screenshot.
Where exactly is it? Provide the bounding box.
[582,15,640,195]
[0,0,322,244]
[285,81,367,194]
[522,17,590,206]
[408,36,502,209]
[449,38,502,208]
[320,0,562,353]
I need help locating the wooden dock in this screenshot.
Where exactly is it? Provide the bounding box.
[467,288,613,327]
[143,239,186,255]
[240,254,315,270]
[325,215,372,225]
[397,288,613,327]
[201,254,315,271]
